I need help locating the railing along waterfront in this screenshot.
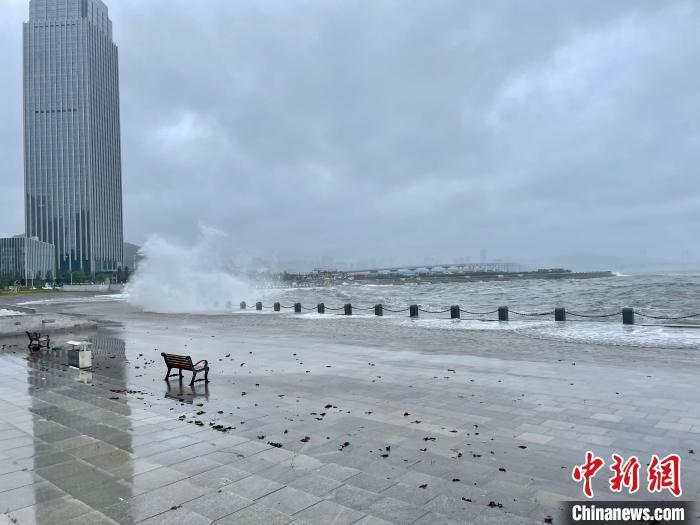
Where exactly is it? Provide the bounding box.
[236,302,700,326]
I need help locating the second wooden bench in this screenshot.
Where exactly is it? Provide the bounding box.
[161,352,210,386]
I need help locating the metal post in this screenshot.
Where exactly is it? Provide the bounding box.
[450,305,460,319]
[317,303,325,314]
[274,302,281,312]
[498,306,509,321]
[294,302,302,313]
[622,307,634,325]
[375,304,383,316]
[344,303,352,316]
[409,305,419,318]
[256,302,262,311]
[240,301,246,310]
[555,307,566,321]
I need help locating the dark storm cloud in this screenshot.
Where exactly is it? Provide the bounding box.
[1,0,698,268]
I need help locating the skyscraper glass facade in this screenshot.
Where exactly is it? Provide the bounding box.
[23,0,123,275]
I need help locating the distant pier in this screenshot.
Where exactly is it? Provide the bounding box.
[278,267,616,288]
[341,270,615,286]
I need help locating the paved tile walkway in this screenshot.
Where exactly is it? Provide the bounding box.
[0,308,699,524]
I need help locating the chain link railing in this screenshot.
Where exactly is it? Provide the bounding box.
[238,303,699,326]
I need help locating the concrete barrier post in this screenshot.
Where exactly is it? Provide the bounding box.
[555,307,566,321]
[240,301,246,310]
[294,302,302,313]
[409,305,419,318]
[622,307,634,325]
[274,302,281,312]
[375,304,383,316]
[256,302,262,311]
[344,303,352,316]
[450,305,460,319]
[498,306,509,321]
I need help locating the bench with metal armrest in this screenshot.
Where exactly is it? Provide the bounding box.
[161,352,210,386]
[26,331,50,350]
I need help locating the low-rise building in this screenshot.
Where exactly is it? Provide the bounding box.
[0,236,56,282]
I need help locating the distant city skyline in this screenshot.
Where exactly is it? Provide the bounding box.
[23,0,123,274]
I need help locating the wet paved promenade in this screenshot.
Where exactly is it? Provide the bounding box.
[0,299,699,524]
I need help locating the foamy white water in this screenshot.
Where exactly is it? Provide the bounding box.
[516,321,700,349]
[125,226,254,314]
[0,309,23,317]
[18,294,125,306]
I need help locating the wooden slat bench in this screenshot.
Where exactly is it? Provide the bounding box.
[26,331,50,350]
[161,352,209,386]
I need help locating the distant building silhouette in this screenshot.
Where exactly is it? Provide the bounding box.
[122,241,142,271]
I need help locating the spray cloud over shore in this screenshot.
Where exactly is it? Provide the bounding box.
[125,226,254,314]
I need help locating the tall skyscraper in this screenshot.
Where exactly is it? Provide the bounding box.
[23,0,123,275]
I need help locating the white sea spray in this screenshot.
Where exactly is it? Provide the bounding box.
[125,225,254,313]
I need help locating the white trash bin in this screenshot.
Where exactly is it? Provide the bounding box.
[67,340,93,369]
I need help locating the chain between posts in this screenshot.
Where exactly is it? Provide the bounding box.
[460,308,499,315]
[417,307,452,314]
[245,304,700,326]
[567,311,621,318]
[635,311,700,320]
[510,310,555,317]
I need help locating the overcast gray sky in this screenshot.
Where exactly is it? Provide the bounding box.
[1,0,698,269]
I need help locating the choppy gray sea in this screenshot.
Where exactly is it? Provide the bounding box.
[14,273,700,350]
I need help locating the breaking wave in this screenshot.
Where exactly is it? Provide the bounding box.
[125,225,254,314]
